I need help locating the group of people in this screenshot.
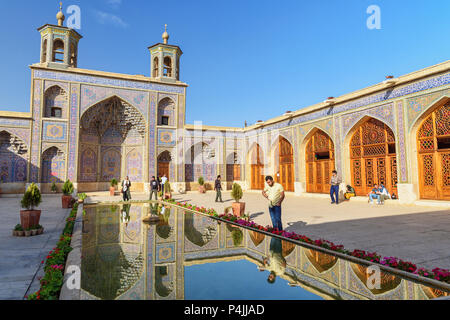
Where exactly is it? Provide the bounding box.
[149,174,168,201]
[119,174,169,202]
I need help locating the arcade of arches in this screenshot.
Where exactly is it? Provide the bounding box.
[417,102,450,200]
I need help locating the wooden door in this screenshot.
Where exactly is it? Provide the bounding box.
[305,130,335,194]
[250,144,265,190]
[277,137,294,192]
[350,118,398,196]
[417,103,450,200]
[158,162,170,180]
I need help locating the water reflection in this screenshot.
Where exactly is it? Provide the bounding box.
[80,203,450,300]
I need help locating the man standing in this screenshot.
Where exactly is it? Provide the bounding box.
[262,176,285,231]
[330,170,340,204]
[149,176,159,201]
[214,175,223,202]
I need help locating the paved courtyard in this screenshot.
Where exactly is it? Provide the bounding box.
[88,190,450,271]
[0,195,71,300]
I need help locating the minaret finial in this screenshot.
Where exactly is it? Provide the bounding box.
[162,24,169,44]
[57,2,65,26]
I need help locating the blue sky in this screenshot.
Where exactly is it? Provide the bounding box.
[0,0,449,127]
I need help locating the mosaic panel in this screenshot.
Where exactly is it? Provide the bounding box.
[79,146,97,182]
[30,80,42,182]
[0,118,30,128]
[341,103,395,138]
[396,101,408,182]
[157,128,176,146]
[126,148,143,182]
[67,84,79,181]
[407,88,450,126]
[34,69,185,94]
[148,93,157,179]
[80,85,149,119]
[42,121,67,141]
[155,243,175,264]
[101,146,121,181]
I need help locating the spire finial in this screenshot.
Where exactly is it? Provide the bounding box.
[162,24,169,44]
[56,2,65,26]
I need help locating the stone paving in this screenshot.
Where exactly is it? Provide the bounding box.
[88,190,450,271]
[0,195,71,300]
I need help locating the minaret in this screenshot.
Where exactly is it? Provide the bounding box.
[37,2,82,69]
[148,25,183,82]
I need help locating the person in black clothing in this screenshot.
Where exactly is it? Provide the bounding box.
[149,176,159,201]
[214,175,223,202]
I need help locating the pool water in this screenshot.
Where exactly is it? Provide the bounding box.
[80,202,449,300]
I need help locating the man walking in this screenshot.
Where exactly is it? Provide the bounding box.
[262,176,285,231]
[149,176,159,201]
[214,175,223,202]
[330,170,340,204]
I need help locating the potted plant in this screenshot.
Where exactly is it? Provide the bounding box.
[231,183,245,217]
[13,224,22,236]
[62,180,74,209]
[78,193,87,203]
[110,179,118,196]
[198,177,206,193]
[164,182,172,199]
[36,224,44,235]
[24,227,32,237]
[20,183,42,230]
[51,182,57,193]
[31,225,38,236]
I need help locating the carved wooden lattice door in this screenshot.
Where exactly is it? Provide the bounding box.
[250,144,265,190]
[417,103,450,200]
[275,137,294,192]
[350,118,398,196]
[226,153,241,182]
[305,130,335,193]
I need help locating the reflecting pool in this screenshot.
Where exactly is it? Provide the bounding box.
[80,202,449,300]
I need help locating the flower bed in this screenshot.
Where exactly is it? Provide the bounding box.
[26,203,79,300]
[165,198,450,285]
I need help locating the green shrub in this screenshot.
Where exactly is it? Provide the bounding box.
[51,182,57,192]
[231,183,243,202]
[21,183,42,210]
[110,178,118,187]
[14,224,23,231]
[77,193,87,201]
[198,176,205,186]
[62,180,74,196]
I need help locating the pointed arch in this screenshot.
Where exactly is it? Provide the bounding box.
[247,143,265,190]
[41,146,65,183]
[0,130,28,183]
[302,128,335,194]
[44,85,67,118]
[412,96,450,200]
[344,116,398,196]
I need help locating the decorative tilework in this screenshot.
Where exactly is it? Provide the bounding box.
[333,117,342,174]
[67,84,79,181]
[41,147,65,183]
[126,148,143,182]
[0,119,30,128]
[44,80,69,93]
[396,101,408,183]
[245,72,449,135]
[406,88,450,126]
[341,103,395,138]
[155,243,175,263]
[148,93,157,179]
[30,80,42,182]
[157,128,176,146]
[101,146,121,181]
[34,69,185,94]
[80,85,149,119]
[1,127,31,147]
[42,121,67,141]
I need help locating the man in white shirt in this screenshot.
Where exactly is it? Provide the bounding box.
[160,174,168,199]
[262,176,285,231]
